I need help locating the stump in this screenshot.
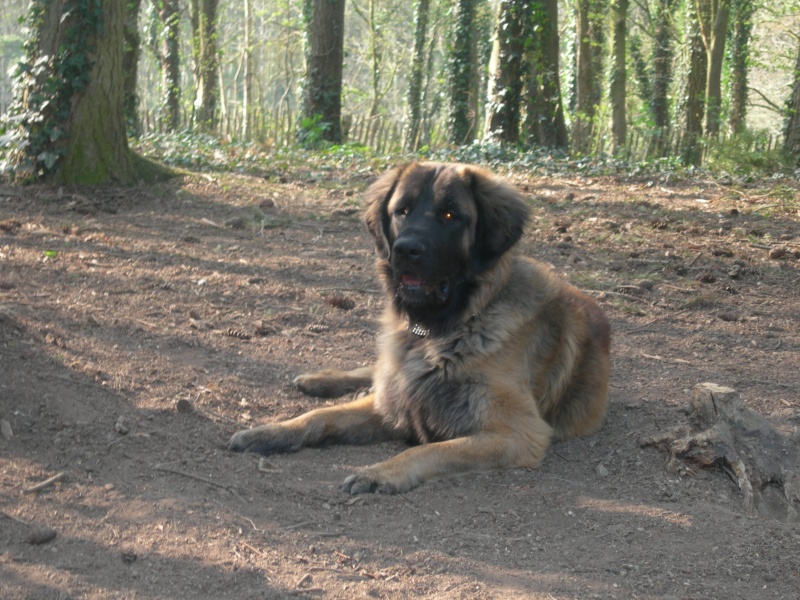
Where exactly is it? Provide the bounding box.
[641,383,800,521]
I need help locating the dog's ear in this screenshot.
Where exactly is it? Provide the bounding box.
[362,164,410,258]
[465,166,530,273]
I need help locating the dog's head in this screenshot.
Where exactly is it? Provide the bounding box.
[363,162,530,328]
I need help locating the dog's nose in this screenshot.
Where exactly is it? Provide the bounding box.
[393,237,425,262]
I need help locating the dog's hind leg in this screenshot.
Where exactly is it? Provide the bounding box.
[340,412,553,494]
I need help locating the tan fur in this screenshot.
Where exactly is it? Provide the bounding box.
[229,162,611,494]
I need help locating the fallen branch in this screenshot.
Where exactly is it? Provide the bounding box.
[23,472,65,494]
[1,510,30,525]
[582,289,652,305]
[316,286,381,295]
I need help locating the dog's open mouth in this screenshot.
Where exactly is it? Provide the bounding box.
[401,274,425,288]
[398,274,449,304]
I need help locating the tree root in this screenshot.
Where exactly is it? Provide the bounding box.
[641,383,800,521]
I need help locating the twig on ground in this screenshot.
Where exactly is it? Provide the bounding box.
[241,541,268,558]
[153,464,245,501]
[1,511,30,525]
[284,520,314,531]
[23,472,65,494]
[746,379,799,391]
[316,286,381,295]
[582,289,652,305]
[628,308,691,332]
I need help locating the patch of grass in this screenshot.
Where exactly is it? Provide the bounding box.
[750,185,799,219]
[704,131,790,177]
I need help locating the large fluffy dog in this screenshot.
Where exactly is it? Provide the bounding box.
[229,162,610,494]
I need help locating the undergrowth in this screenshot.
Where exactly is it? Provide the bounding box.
[126,132,800,185]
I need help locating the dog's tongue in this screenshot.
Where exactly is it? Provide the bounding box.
[402,275,422,287]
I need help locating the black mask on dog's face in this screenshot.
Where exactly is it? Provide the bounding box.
[363,162,529,331]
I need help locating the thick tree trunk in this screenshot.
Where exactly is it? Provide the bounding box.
[190,0,220,133]
[159,0,181,131]
[523,0,568,150]
[403,0,431,152]
[483,0,528,143]
[573,0,604,153]
[682,1,707,165]
[729,0,753,134]
[651,0,675,155]
[300,0,346,144]
[447,0,479,145]
[6,0,172,184]
[609,0,628,155]
[784,36,800,164]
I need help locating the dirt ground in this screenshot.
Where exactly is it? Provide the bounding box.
[1,165,799,600]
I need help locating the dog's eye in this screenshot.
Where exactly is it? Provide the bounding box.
[394,206,409,217]
[442,210,457,222]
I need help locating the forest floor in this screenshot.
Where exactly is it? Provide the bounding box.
[1,164,799,600]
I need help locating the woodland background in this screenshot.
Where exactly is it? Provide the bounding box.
[0,0,799,181]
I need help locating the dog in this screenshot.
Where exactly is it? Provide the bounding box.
[229,162,611,494]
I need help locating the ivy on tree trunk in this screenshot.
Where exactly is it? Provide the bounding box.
[609,0,628,156]
[191,0,220,133]
[523,0,568,150]
[682,0,707,165]
[403,0,430,152]
[159,0,181,131]
[447,0,479,145]
[784,36,800,164]
[4,0,172,184]
[651,0,675,156]
[728,0,753,135]
[483,0,529,144]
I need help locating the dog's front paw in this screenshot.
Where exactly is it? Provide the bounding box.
[340,466,418,495]
[293,370,349,398]
[228,425,297,456]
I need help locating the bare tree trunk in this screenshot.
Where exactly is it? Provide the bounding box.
[419,2,445,148]
[159,0,181,131]
[729,0,753,134]
[784,36,800,164]
[190,0,220,133]
[609,0,628,155]
[123,0,143,138]
[242,0,253,139]
[403,0,431,152]
[483,0,528,143]
[702,0,731,138]
[351,0,384,118]
[300,0,346,144]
